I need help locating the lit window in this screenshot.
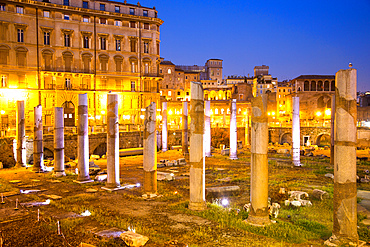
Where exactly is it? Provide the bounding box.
[144,42,149,53]
[83,16,89,22]
[131,81,135,91]
[64,14,70,20]
[44,32,50,45]
[100,37,106,50]
[82,1,88,8]
[16,6,23,14]
[100,4,105,11]
[0,4,5,11]
[64,34,70,47]
[115,20,121,26]
[143,10,148,17]
[168,68,171,74]
[43,11,50,18]
[65,78,71,89]
[83,36,89,48]
[115,39,121,51]
[1,75,7,87]
[115,6,120,13]
[17,29,24,42]
[168,91,171,96]
[130,8,134,15]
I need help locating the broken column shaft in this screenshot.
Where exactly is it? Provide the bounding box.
[245,109,249,146]
[33,105,45,171]
[182,101,189,156]
[54,107,65,177]
[229,99,238,159]
[246,95,270,226]
[16,101,26,167]
[189,81,206,211]
[330,68,358,245]
[204,100,211,157]
[292,96,301,166]
[143,102,157,194]
[162,102,168,152]
[77,93,91,182]
[106,94,120,188]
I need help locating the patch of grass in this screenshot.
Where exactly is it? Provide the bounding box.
[0,178,16,193]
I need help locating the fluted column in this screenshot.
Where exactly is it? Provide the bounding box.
[77,93,91,182]
[246,95,270,226]
[229,99,238,159]
[292,97,301,166]
[143,102,157,194]
[16,101,26,167]
[54,107,65,177]
[162,102,168,152]
[182,101,189,156]
[189,82,206,211]
[106,94,120,188]
[33,105,45,172]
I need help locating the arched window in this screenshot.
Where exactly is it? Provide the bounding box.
[311,81,316,91]
[81,52,92,73]
[114,55,123,72]
[142,57,151,75]
[42,49,53,71]
[317,81,323,91]
[62,51,73,72]
[15,46,28,67]
[324,81,329,91]
[304,81,309,91]
[330,80,335,91]
[129,56,138,73]
[0,45,9,65]
[99,54,109,72]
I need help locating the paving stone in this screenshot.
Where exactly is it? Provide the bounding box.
[120,231,149,247]
[358,190,370,200]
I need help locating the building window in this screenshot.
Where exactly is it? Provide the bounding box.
[156,42,159,55]
[64,34,70,47]
[167,68,171,74]
[0,4,5,11]
[16,48,27,67]
[130,8,134,15]
[114,20,121,26]
[17,29,24,42]
[168,91,171,96]
[114,57,122,72]
[43,11,50,18]
[63,0,69,6]
[100,37,106,50]
[115,6,120,13]
[131,81,135,91]
[82,54,91,73]
[83,36,89,48]
[65,78,71,89]
[130,21,136,28]
[115,39,121,51]
[100,4,105,11]
[16,6,23,14]
[143,42,149,53]
[63,52,73,72]
[82,1,88,8]
[144,23,149,29]
[130,39,136,52]
[44,32,50,45]
[83,16,89,22]
[100,18,106,24]
[64,14,70,20]
[131,61,136,73]
[1,75,7,87]
[143,10,148,17]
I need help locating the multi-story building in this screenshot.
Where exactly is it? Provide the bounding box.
[276,80,293,123]
[0,0,163,134]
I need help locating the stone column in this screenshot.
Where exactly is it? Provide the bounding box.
[204,100,211,157]
[106,94,120,188]
[33,105,45,172]
[245,109,249,146]
[246,95,270,226]
[229,99,238,159]
[77,93,91,182]
[16,101,26,167]
[330,94,335,166]
[292,97,301,166]
[54,107,65,177]
[182,101,189,156]
[162,102,168,152]
[327,68,358,245]
[143,102,157,194]
[189,82,206,211]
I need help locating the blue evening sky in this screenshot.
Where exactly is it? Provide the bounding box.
[134,0,370,91]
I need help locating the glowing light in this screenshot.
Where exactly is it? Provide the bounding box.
[267,112,271,116]
[140,115,144,120]
[157,115,162,121]
[81,210,91,216]
[174,191,178,194]
[325,109,331,116]
[101,110,105,115]
[136,183,141,187]
[168,109,173,115]
[0,110,5,114]
[221,198,229,207]
[96,115,101,120]
[316,111,322,117]
[271,112,275,116]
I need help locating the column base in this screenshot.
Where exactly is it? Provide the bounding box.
[53,171,66,177]
[101,185,125,192]
[15,162,26,168]
[204,152,212,157]
[229,155,238,160]
[188,201,207,211]
[292,160,302,167]
[144,170,157,194]
[162,148,168,152]
[244,215,272,227]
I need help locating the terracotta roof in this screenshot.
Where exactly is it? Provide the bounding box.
[294,75,335,80]
[160,61,175,66]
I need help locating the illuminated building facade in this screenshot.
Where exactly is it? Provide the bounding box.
[0,0,163,135]
[253,65,277,97]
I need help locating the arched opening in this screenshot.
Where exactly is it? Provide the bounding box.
[331,80,335,91]
[311,81,316,91]
[324,81,330,91]
[62,101,75,127]
[280,133,292,145]
[316,134,331,147]
[304,81,309,91]
[42,49,53,71]
[93,143,107,157]
[317,81,323,91]
[317,96,325,108]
